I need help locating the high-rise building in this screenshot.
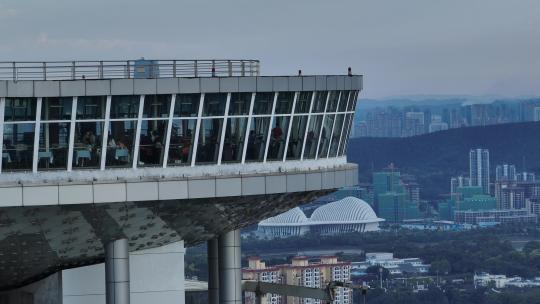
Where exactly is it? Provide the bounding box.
[500,186,526,209]
[378,192,420,222]
[470,148,490,194]
[403,112,425,137]
[495,180,540,209]
[516,172,536,182]
[534,107,540,122]
[496,164,517,181]
[451,176,471,194]
[243,256,352,304]
[373,166,421,222]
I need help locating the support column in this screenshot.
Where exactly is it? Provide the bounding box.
[208,238,220,304]
[218,230,242,304]
[105,238,130,304]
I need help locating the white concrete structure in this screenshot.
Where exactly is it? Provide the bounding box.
[0,59,362,304]
[258,197,383,238]
[352,253,430,275]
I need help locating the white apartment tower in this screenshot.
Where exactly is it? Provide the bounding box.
[470,148,490,194]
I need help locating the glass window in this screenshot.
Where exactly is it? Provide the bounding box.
[338,91,350,112]
[4,98,37,122]
[295,92,313,114]
[222,117,248,163]
[203,93,227,117]
[267,116,290,161]
[275,92,294,114]
[339,114,353,156]
[38,122,70,170]
[167,119,196,166]
[286,115,308,160]
[329,114,345,157]
[303,115,322,159]
[76,96,106,120]
[245,117,270,162]
[253,93,274,115]
[72,122,104,169]
[42,97,72,120]
[110,96,140,119]
[2,123,35,171]
[106,121,137,168]
[347,91,358,111]
[318,114,335,158]
[174,94,200,117]
[143,95,171,118]
[195,118,223,164]
[138,120,167,167]
[326,91,339,112]
[229,93,252,116]
[312,91,328,113]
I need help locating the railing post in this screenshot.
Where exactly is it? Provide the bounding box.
[71,61,76,80]
[228,60,232,77]
[99,61,104,79]
[249,61,253,76]
[212,60,216,77]
[12,62,16,81]
[43,62,47,80]
[173,60,177,77]
[241,61,245,77]
[126,60,131,79]
[194,60,198,77]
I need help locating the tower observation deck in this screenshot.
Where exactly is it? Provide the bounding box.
[0,59,361,304]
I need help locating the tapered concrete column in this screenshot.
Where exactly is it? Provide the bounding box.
[105,238,130,304]
[208,238,220,304]
[218,230,242,304]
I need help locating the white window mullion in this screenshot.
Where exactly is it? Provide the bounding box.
[326,91,341,158]
[263,92,278,163]
[315,92,330,160]
[162,94,176,168]
[217,93,231,165]
[191,93,205,167]
[282,92,298,162]
[67,97,77,171]
[336,92,351,155]
[241,93,255,164]
[100,96,112,170]
[132,95,145,169]
[32,98,43,173]
[300,92,316,161]
[342,111,355,155]
[0,98,5,172]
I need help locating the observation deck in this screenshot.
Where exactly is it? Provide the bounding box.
[0,59,361,294]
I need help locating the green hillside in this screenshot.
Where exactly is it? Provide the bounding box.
[347,122,540,199]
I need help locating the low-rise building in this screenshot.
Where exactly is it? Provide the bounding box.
[352,253,430,276]
[454,209,538,225]
[243,256,352,304]
[474,273,540,288]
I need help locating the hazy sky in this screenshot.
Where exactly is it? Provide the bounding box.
[0,0,539,98]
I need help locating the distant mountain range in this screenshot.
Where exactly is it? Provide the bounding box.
[347,122,540,200]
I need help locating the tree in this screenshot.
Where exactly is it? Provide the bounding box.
[430,259,451,275]
[366,265,390,281]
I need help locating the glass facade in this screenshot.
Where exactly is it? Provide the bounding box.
[0,90,357,172]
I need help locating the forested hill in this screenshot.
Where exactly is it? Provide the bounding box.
[347,122,540,199]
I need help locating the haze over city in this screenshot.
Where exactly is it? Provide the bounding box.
[1,0,539,98]
[0,1,540,304]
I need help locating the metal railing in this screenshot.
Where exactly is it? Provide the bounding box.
[0,59,260,81]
